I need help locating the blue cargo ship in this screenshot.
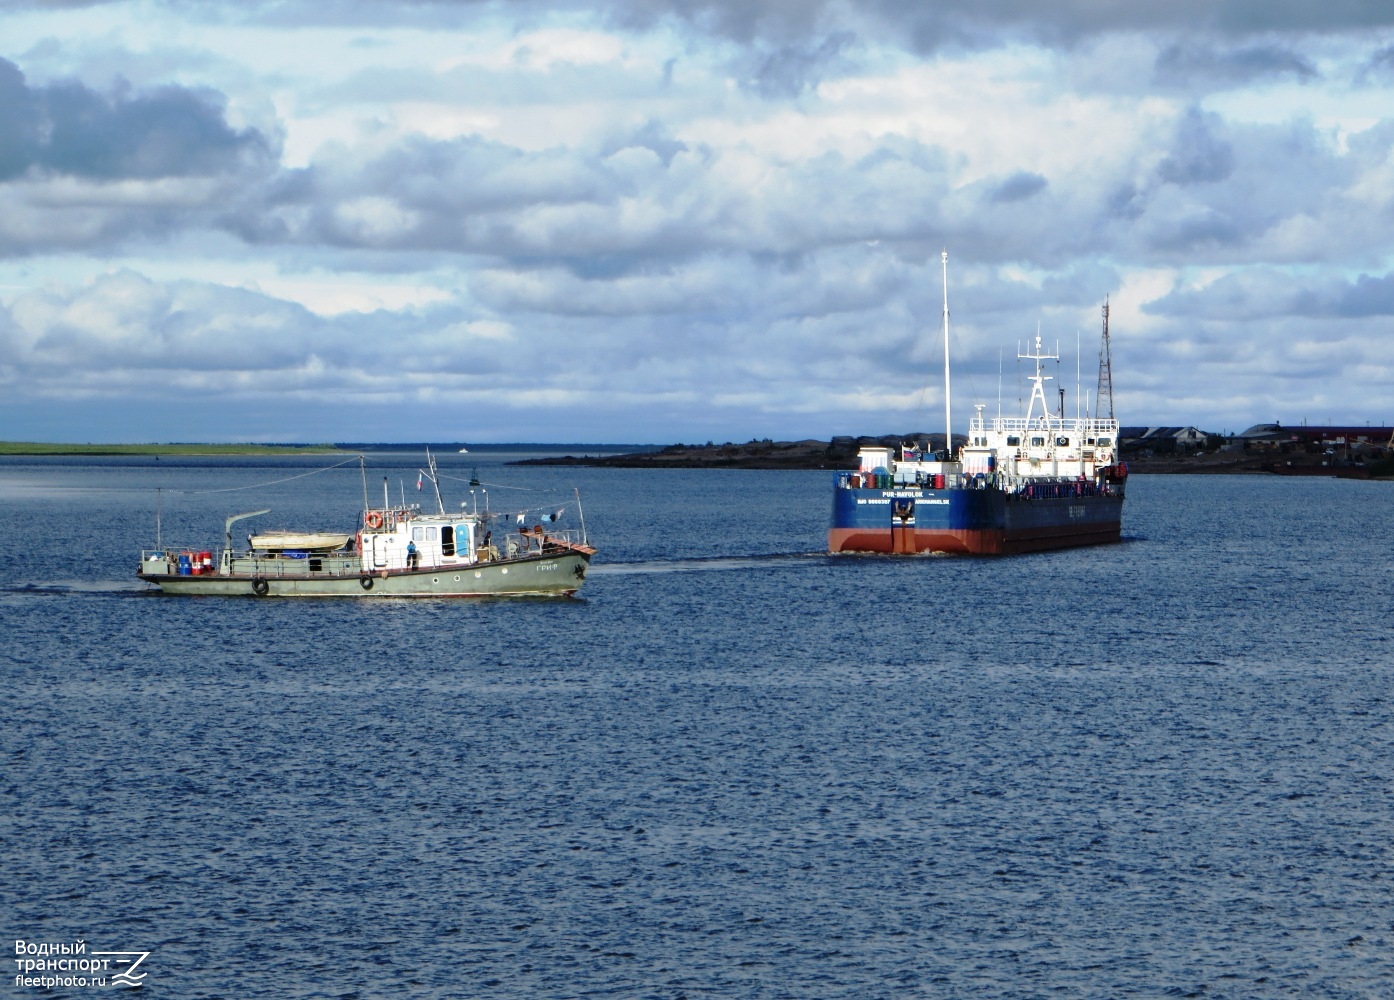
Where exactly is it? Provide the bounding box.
[830,259,1125,555]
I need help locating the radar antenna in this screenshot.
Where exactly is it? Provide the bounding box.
[1096,298,1115,422]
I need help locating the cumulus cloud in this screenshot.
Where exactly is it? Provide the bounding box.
[2,0,1393,440]
[0,58,272,182]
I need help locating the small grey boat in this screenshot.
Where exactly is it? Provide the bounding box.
[137,458,595,598]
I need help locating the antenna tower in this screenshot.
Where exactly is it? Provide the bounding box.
[1096,298,1115,421]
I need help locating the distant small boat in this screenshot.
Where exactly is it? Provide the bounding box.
[458,447,469,453]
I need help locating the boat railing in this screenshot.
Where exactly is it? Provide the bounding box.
[834,471,1119,496]
[143,547,362,578]
[228,553,363,578]
[140,547,217,574]
[501,527,588,558]
[973,416,1119,435]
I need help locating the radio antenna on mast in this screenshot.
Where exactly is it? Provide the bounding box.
[1096,297,1115,422]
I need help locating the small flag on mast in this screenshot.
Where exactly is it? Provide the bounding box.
[416,472,423,491]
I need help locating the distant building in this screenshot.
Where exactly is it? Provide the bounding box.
[1236,423,1393,452]
[1235,423,1290,447]
[1119,426,1209,453]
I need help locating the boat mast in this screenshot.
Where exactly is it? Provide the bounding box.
[941,250,952,458]
[423,449,446,515]
[1020,335,1058,427]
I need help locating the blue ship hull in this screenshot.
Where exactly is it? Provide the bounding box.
[829,479,1123,555]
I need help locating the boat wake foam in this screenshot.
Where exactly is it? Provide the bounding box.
[591,552,827,575]
[1,580,150,595]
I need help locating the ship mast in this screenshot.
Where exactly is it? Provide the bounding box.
[1096,297,1115,422]
[418,449,447,515]
[941,250,952,458]
[1020,334,1058,427]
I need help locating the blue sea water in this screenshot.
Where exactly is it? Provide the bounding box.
[3,452,1394,998]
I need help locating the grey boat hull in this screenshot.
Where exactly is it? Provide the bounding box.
[139,550,591,597]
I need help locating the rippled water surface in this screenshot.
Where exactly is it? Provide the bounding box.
[3,452,1393,998]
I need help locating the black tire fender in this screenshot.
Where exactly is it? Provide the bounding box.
[251,578,269,596]
[359,574,374,591]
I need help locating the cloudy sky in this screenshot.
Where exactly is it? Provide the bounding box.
[2,0,1393,443]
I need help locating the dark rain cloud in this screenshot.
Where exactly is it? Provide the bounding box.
[1355,44,1394,83]
[989,172,1048,204]
[1333,273,1394,317]
[1153,41,1318,88]
[1157,108,1235,186]
[17,0,1394,48]
[603,0,1394,50]
[1146,269,1394,320]
[747,31,856,98]
[0,58,272,181]
[1292,273,1394,318]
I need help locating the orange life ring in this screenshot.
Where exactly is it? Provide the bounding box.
[365,511,384,529]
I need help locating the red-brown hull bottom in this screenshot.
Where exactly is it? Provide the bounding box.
[828,523,1120,556]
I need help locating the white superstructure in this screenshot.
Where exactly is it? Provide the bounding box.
[854,334,1120,488]
[960,335,1119,481]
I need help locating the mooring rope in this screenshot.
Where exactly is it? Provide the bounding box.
[177,455,364,494]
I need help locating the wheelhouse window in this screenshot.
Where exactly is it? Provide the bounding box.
[1030,436,1045,447]
[1056,436,1070,447]
[1006,435,1020,447]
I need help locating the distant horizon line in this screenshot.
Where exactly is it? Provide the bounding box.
[5,419,1393,452]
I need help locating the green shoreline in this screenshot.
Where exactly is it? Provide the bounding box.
[0,442,343,456]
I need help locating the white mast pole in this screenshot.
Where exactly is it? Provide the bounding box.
[1075,330,1081,422]
[997,348,1003,423]
[941,250,952,458]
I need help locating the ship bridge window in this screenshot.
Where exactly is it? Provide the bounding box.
[1097,437,1112,446]
[1056,436,1070,447]
[1006,435,1020,447]
[412,527,425,541]
[1030,436,1045,447]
